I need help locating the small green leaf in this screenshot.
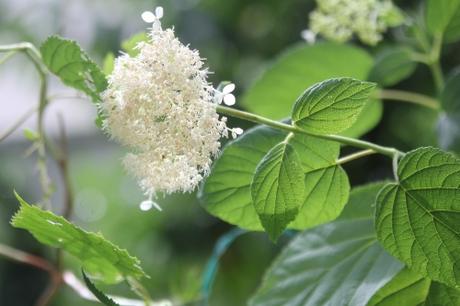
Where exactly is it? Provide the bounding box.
[251,141,304,241]
[288,134,349,229]
[121,32,148,57]
[291,78,376,134]
[444,6,460,43]
[375,147,460,288]
[240,42,381,138]
[368,268,460,306]
[103,52,115,75]
[368,47,417,86]
[250,182,402,306]
[200,125,344,231]
[41,36,107,103]
[11,192,148,284]
[82,270,120,306]
[23,128,39,141]
[426,0,460,39]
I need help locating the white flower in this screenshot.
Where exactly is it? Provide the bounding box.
[102,7,238,199]
[214,82,236,106]
[307,0,403,45]
[300,29,317,44]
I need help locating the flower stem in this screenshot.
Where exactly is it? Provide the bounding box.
[378,89,439,110]
[216,105,403,158]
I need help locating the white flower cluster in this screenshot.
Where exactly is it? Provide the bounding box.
[102,7,241,201]
[307,0,403,45]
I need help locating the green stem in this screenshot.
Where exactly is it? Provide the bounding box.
[0,43,52,204]
[378,89,439,110]
[216,105,402,158]
[336,149,376,165]
[429,61,444,92]
[428,33,444,92]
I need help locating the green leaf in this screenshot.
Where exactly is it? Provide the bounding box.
[103,52,115,75]
[200,126,284,230]
[23,128,39,141]
[367,268,431,306]
[288,133,349,229]
[82,270,120,306]
[240,42,381,138]
[444,6,460,43]
[249,182,403,306]
[368,47,417,87]
[121,32,148,57]
[40,36,107,103]
[11,192,148,284]
[368,268,460,306]
[426,0,460,38]
[251,141,304,241]
[200,125,346,231]
[291,78,376,134]
[375,147,460,288]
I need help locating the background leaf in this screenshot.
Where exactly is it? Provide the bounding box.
[426,0,460,40]
[375,147,460,288]
[249,182,402,306]
[11,193,148,284]
[368,268,460,306]
[368,46,417,87]
[251,141,304,241]
[291,78,376,134]
[240,42,381,137]
[40,36,107,103]
[200,125,345,231]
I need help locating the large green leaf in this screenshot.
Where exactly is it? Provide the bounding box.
[426,0,460,39]
[444,6,460,43]
[249,182,403,306]
[368,47,417,87]
[291,78,376,134]
[11,193,147,284]
[251,141,304,241]
[368,268,460,306]
[375,147,460,288]
[240,42,381,137]
[200,126,284,230]
[200,125,346,231]
[41,36,107,103]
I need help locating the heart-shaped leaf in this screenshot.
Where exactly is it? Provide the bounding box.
[375,147,460,288]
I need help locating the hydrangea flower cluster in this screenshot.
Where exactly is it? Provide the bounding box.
[306,0,403,45]
[102,7,240,204]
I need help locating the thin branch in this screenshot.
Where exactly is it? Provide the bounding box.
[336,149,376,165]
[0,107,37,142]
[0,243,62,306]
[215,105,403,158]
[378,89,439,110]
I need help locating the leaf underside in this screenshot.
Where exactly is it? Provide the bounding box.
[11,192,148,284]
[249,182,402,306]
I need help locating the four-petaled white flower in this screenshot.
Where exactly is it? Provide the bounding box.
[101,6,242,206]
